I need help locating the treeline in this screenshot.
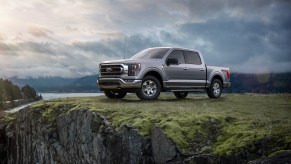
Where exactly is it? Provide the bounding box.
[0,78,41,108]
[225,73,291,93]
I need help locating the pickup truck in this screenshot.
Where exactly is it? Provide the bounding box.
[97,47,231,100]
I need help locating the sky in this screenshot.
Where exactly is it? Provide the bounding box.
[0,0,290,78]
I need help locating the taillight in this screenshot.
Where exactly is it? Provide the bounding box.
[226,70,230,79]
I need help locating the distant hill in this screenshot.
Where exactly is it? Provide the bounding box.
[9,76,78,91]
[225,73,291,93]
[64,75,99,93]
[9,75,99,93]
[8,73,291,93]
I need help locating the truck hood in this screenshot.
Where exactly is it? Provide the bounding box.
[101,59,161,64]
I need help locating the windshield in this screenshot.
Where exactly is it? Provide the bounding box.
[131,48,170,59]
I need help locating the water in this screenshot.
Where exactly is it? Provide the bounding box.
[6,93,104,113]
[41,92,103,100]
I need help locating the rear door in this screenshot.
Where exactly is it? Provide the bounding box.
[183,50,206,87]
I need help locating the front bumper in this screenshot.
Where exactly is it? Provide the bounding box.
[97,77,142,90]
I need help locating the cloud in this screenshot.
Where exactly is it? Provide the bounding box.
[28,26,54,37]
[173,1,291,72]
[73,34,163,59]
[0,33,163,78]
[0,0,291,78]
[0,34,4,41]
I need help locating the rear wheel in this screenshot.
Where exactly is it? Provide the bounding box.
[207,79,222,98]
[136,76,161,100]
[104,90,127,99]
[173,91,188,99]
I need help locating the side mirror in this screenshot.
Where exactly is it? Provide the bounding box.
[166,58,178,65]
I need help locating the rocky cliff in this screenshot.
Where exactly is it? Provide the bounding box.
[1,106,188,164]
[0,96,291,164]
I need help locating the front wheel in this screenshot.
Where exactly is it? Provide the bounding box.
[207,79,222,98]
[104,90,127,99]
[174,91,188,99]
[136,76,161,100]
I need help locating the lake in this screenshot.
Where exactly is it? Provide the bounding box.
[41,93,103,100]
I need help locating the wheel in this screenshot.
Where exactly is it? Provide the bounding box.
[174,91,188,99]
[136,76,161,100]
[104,90,127,99]
[207,79,222,98]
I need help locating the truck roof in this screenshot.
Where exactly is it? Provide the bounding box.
[148,47,200,53]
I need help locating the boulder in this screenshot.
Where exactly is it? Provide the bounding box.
[151,127,177,163]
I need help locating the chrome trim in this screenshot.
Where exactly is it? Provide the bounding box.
[100,64,127,75]
[141,79,157,96]
[213,82,221,96]
[98,78,142,89]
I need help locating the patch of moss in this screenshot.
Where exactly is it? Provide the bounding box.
[41,103,77,122]
[213,118,291,156]
[268,150,291,157]
[1,112,18,124]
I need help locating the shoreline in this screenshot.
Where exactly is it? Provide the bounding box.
[3,93,103,113]
[1,99,42,112]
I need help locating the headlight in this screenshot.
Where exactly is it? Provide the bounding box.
[128,64,141,76]
[99,64,102,73]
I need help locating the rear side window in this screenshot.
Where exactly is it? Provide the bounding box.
[167,50,185,64]
[184,51,202,65]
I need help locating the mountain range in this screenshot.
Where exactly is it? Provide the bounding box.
[9,75,99,93]
[8,73,291,93]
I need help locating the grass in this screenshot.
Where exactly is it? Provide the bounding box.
[26,93,291,156]
[0,110,18,124]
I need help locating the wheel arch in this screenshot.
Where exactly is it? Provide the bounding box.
[211,74,223,84]
[209,71,224,84]
[141,69,164,88]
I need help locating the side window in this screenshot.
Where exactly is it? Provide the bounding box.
[167,50,185,64]
[184,51,202,65]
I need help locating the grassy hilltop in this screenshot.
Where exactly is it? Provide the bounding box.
[25,93,291,157]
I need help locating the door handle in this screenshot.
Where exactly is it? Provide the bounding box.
[200,69,205,71]
[183,67,189,70]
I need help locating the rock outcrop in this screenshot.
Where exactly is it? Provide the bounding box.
[248,150,291,164]
[1,107,184,164]
[151,127,178,163]
[0,123,7,164]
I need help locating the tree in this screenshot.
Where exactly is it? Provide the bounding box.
[21,85,37,99]
[0,79,4,107]
[0,79,40,109]
[0,79,23,107]
[12,85,22,100]
[3,79,14,105]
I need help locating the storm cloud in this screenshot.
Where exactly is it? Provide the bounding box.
[0,0,290,78]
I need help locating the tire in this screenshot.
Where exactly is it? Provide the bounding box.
[174,91,188,99]
[136,76,161,100]
[207,79,222,98]
[104,90,127,99]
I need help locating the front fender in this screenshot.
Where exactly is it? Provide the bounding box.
[138,67,166,81]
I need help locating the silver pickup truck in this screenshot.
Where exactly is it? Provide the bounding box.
[98,47,231,100]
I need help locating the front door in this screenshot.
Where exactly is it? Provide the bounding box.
[164,50,190,87]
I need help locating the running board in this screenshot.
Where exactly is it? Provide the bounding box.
[165,89,205,92]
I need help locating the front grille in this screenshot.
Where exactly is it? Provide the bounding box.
[100,65,123,75]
